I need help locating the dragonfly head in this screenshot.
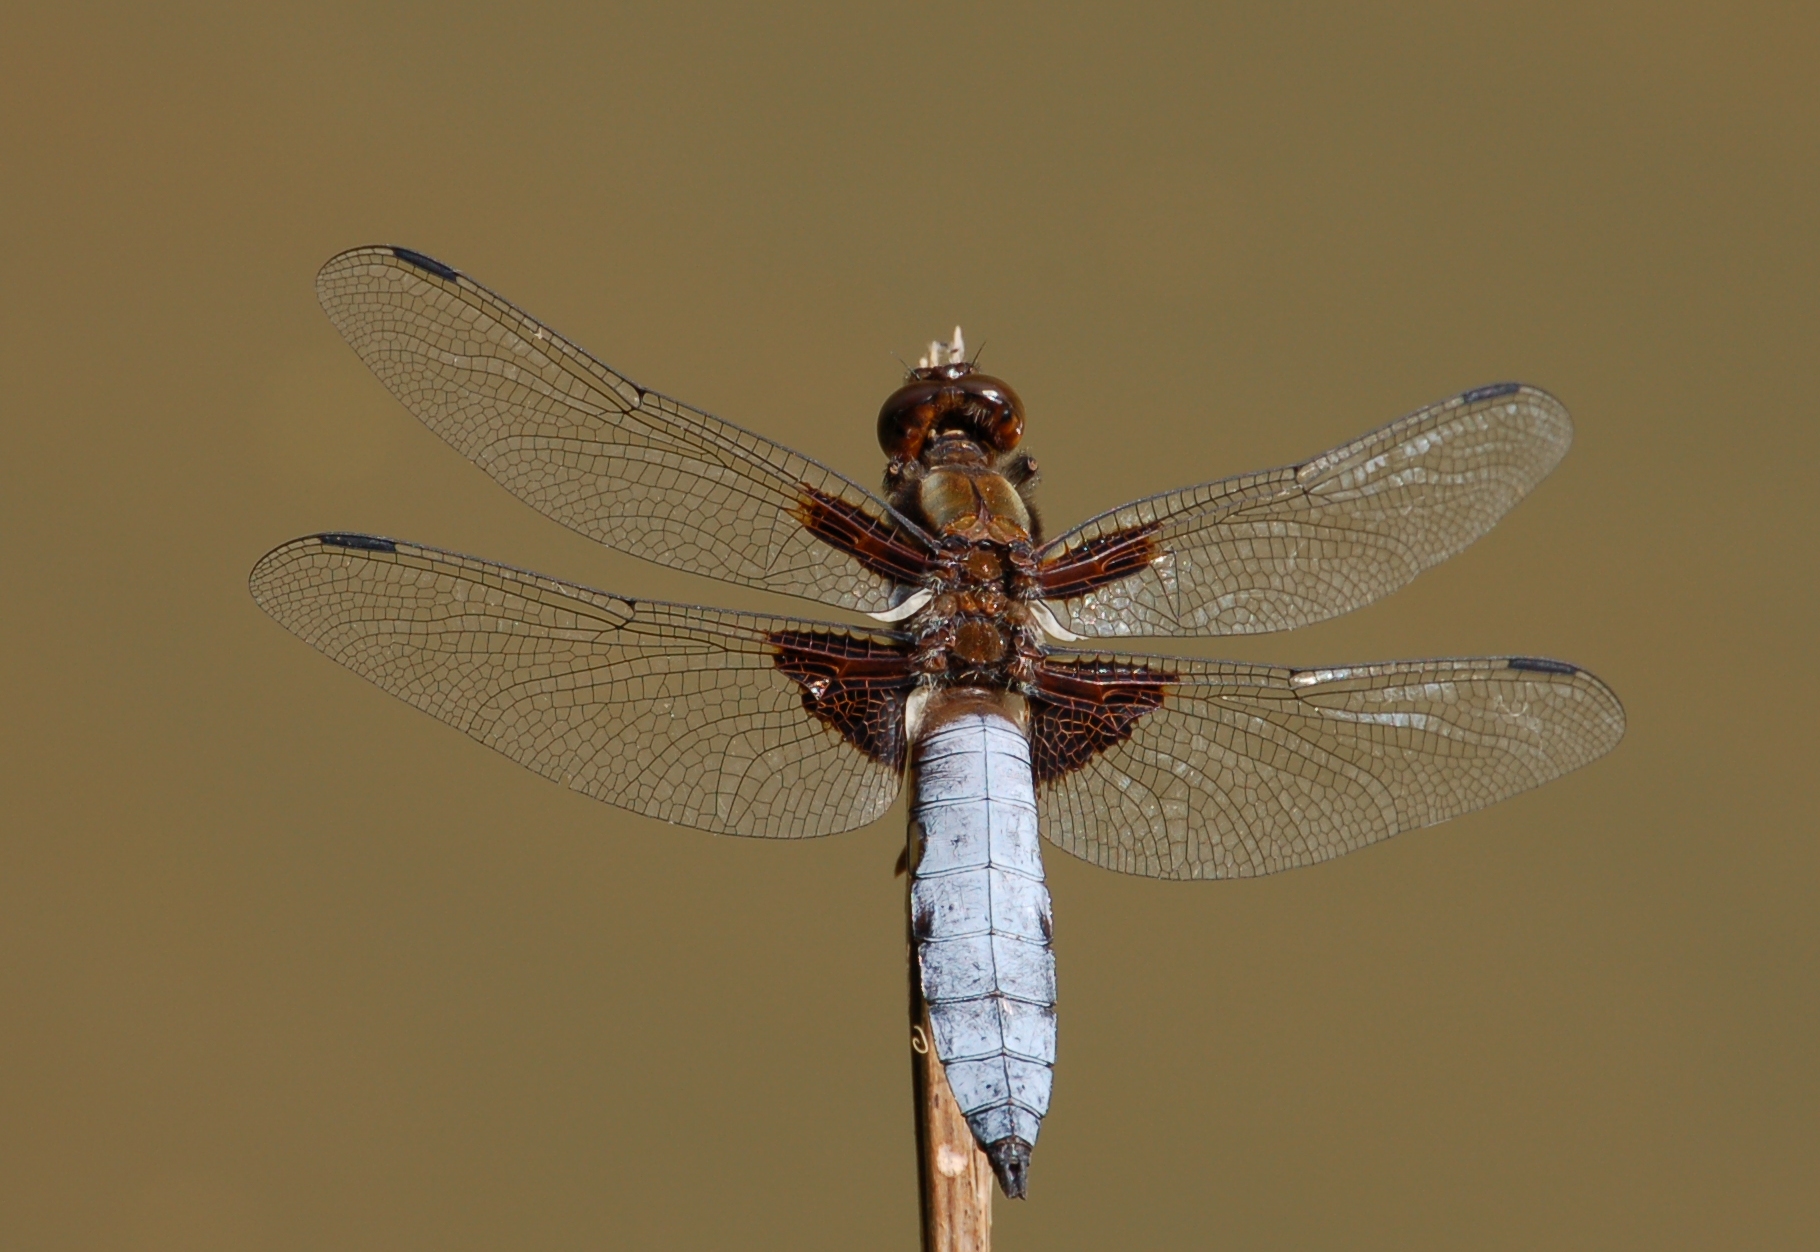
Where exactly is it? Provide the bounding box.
[877,350,1025,463]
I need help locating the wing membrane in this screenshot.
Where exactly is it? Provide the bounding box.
[1033,652,1624,879]
[1038,384,1573,636]
[314,247,935,612]
[248,534,913,837]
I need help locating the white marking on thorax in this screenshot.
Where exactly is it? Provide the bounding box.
[866,588,934,622]
[1027,599,1082,642]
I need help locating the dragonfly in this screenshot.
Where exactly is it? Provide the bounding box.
[250,246,1626,1200]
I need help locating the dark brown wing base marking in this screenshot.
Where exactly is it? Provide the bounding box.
[768,629,916,769]
[1035,523,1163,599]
[789,485,937,585]
[1029,657,1178,783]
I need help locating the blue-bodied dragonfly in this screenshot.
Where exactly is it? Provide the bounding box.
[250,247,1625,1198]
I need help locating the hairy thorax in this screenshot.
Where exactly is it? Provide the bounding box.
[889,455,1045,690]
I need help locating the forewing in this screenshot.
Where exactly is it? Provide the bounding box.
[248,534,915,837]
[1038,384,1573,636]
[314,247,936,611]
[1031,652,1624,879]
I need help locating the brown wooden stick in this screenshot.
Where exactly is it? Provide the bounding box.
[909,858,993,1250]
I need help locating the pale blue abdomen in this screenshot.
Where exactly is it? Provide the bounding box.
[910,708,1056,1197]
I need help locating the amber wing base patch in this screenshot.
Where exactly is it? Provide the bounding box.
[769,629,916,769]
[1028,657,1176,783]
[790,486,936,585]
[1036,523,1162,599]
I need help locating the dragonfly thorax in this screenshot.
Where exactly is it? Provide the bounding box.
[909,535,1046,687]
[918,466,1033,544]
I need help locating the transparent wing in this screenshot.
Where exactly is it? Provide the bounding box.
[314,247,936,612]
[1032,652,1624,879]
[248,534,914,837]
[1037,384,1573,636]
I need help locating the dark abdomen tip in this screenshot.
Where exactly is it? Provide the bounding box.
[987,1138,1032,1199]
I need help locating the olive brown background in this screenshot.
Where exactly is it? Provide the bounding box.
[3,3,1814,1249]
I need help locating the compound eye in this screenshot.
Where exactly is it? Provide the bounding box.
[878,370,1026,457]
[967,376,1025,452]
[877,381,942,458]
